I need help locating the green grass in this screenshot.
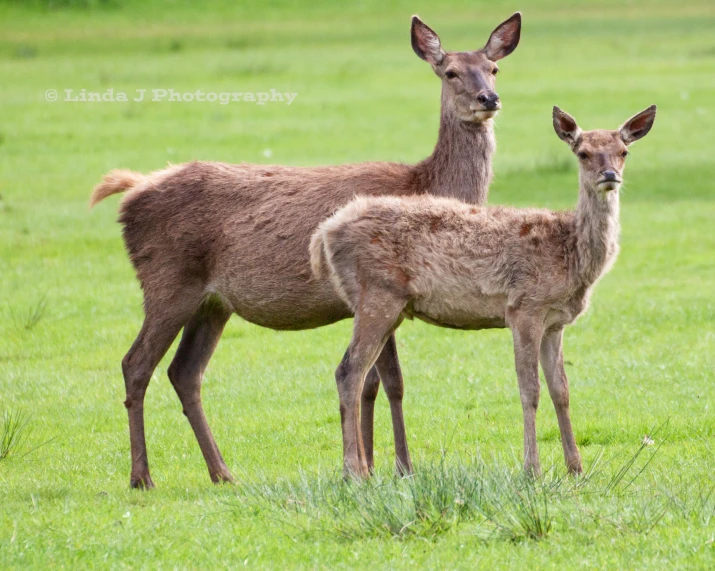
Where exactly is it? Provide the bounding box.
[1,0,714,568]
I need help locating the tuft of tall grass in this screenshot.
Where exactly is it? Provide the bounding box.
[231,435,672,544]
[0,409,57,464]
[471,465,553,542]
[1,408,31,461]
[7,294,47,332]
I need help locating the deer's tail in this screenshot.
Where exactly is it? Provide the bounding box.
[90,169,146,208]
[309,228,327,279]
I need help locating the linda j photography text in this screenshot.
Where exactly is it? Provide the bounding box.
[51,88,298,105]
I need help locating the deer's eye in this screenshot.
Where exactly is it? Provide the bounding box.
[445,70,458,79]
[621,150,629,158]
[577,151,590,160]
[492,67,499,75]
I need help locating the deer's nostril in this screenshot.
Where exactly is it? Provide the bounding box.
[602,170,618,181]
[481,92,499,110]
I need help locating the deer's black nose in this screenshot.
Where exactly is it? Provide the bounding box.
[478,92,499,110]
[602,170,618,181]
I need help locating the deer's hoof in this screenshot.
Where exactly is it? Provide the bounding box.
[523,463,542,479]
[130,475,155,490]
[396,460,414,478]
[343,463,370,481]
[567,462,583,476]
[211,470,235,485]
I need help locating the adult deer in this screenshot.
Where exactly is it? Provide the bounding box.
[311,106,656,477]
[91,13,521,488]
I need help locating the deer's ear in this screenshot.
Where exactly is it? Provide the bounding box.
[484,12,521,61]
[620,105,657,145]
[553,106,582,147]
[411,16,445,65]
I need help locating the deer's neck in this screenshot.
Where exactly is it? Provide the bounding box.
[573,179,621,286]
[413,89,496,205]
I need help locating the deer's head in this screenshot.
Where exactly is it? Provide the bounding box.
[411,13,521,124]
[553,105,657,193]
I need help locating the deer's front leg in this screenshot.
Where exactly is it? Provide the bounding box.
[540,326,582,474]
[509,310,545,476]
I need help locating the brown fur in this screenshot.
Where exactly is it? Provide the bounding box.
[312,106,656,477]
[90,14,522,488]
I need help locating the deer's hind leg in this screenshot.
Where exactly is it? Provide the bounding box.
[167,297,233,484]
[122,285,205,489]
[360,335,413,476]
[359,367,381,473]
[374,334,413,476]
[336,289,406,479]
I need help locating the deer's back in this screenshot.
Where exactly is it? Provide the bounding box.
[119,160,415,329]
[320,196,581,328]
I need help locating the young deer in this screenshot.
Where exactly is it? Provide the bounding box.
[311,105,656,477]
[90,14,522,488]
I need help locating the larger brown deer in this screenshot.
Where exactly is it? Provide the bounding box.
[311,105,656,477]
[90,13,522,488]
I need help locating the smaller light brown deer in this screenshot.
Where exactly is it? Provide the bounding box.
[311,105,656,478]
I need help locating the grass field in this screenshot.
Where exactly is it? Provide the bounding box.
[1,0,714,567]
